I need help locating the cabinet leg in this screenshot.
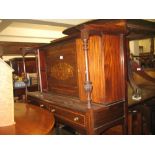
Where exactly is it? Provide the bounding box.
[128,112,133,134]
[122,117,128,135]
[137,112,142,134]
[55,122,64,135]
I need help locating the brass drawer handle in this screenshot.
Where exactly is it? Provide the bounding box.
[74,117,79,122]
[51,109,55,113]
[132,110,137,113]
[40,104,44,108]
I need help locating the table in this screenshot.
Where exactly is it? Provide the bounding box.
[0,103,54,135]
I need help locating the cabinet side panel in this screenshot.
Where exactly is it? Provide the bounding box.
[102,34,125,103]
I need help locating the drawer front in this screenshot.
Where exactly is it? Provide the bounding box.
[28,96,51,110]
[50,105,86,127]
[27,96,39,105]
[94,101,124,128]
[28,97,50,110]
[28,96,86,127]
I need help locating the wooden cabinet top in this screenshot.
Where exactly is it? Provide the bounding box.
[63,19,155,39]
[27,91,124,112]
[28,85,155,110]
[39,19,155,50]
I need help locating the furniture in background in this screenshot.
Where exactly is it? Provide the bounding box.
[9,57,38,100]
[128,84,155,134]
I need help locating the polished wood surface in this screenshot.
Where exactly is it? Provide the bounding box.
[63,19,155,40]
[35,19,155,134]
[27,92,125,134]
[63,20,127,36]
[0,103,54,135]
[43,33,126,104]
[76,34,126,104]
[0,42,44,55]
[37,19,129,134]
[45,39,78,96]
[102,34,125,103]
[76,36,104,103]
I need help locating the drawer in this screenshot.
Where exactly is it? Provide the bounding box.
[27,96,39,105]
[39,101,50,110]
[50,105,86,127]
[28,96,86,127]
[28,96,50,110]
[94,101,124,128]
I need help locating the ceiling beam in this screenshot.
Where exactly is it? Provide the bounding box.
[0,36,54,43]
[0,20,12,32]
[0,34,57,39]
[8,19,74,28]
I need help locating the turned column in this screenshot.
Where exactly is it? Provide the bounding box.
[81,29,93,109]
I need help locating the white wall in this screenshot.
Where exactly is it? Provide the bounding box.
[129,40,139,55]
[129,38,155,55]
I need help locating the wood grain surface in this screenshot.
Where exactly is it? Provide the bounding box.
[0,103,54,135]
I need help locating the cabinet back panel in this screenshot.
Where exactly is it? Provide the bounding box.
[45,40,79,96]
